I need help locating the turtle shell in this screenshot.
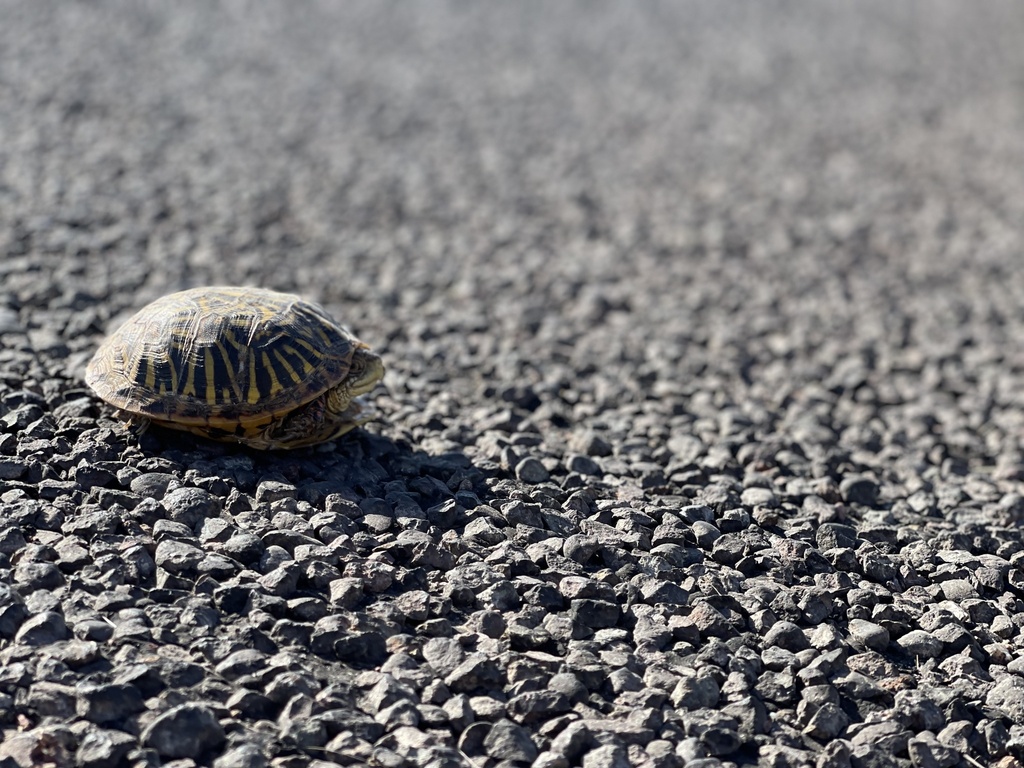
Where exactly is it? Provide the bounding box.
[86,286,365,428]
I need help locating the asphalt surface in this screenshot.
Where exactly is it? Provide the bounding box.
[3,2,1024,767]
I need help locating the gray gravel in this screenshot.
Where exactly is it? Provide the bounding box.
[3,2,1024,767]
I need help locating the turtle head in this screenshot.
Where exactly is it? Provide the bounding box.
[326,347,385,414]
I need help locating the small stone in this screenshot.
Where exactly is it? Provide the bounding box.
[671,673,720,710]
[740,487,777,508]
[632,574,688,607]
[563,534,601,565]
[763,620,809,651]
[939,580,977,601]
[225,690,274,720]
[130,472,180,499]
[258,561,301,596]
[77,683,145,724]
[142,703,226,758]
[0,458,28,480]
[0,728,74,768]
[212,743,268,768]
[582,744,630,768]
[534,752,571,768]
[566,454,602,476]
[422,637,465,677]
[56,638,102,668]
[375,699,420,729]
[896,630,943,659]
[549,672,588,704]
[691,521,721,549]
[484,719,538,763]
[907,733,960,768]
[394,589,430,622]
[74,619,114,643]
[364,675,417,713]
[154,539,204,573]
[445,653,503,692]
[335,631,387,666]
[549,720,593,762]
[75,728,137,768]
[850,720,911,753]
[220,533,264,564]
[892,692,946,733]
[506,690,572,724]
[569,599,620,629]
[515,458,550,484]
[0,527,28,556]
[255,480,297,504]
[328,577,364,608]
[684,711,741,756]
[936,721,972,753]
[572,431,613,457]
[26,682,77,717]
[265,671,319,704]
[802,702,848,740]
[607,668,644,694]
[214,649,268,680]
[162,487,221,527]
[442,694,473,731]
[840,476,878,506]
[14,561,65,591]
[15,611,69,645]
[847,619,890,652]
[759,745,817,767]
[815,741,853,768]
[986,677,1024,724]
[816,523,858,550]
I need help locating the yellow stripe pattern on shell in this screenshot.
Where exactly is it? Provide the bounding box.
[88,286,357,419]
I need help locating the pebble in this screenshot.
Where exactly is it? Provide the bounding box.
[154,539,206,572]
[483,719,539,763]
[15,611,69,645]
[847,619,890,652]
[896,630,944,659]
[77,683,146,723]
[515,458,550,484]
[162,487,222,527]
[212,744,268,768]
[76,728,137,767]
[141,703,226,759]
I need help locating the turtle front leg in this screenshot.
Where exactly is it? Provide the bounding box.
[121,412,152,436]
[260,395,329,449]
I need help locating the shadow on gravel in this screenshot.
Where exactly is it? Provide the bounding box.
[134,425,491,517]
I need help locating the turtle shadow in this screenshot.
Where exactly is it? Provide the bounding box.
[135,425,494,522]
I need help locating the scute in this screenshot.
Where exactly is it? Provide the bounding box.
[86,287,360,424]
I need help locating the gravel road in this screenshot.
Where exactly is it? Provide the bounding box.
[3,2,1024,767]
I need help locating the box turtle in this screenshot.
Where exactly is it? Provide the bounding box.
[86,286,385,450]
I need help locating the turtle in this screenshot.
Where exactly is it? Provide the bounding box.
[85,286,385,450]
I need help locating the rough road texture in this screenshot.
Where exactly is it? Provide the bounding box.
[2,3,1024,767]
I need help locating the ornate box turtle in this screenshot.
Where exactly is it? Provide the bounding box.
[86,286,385,450]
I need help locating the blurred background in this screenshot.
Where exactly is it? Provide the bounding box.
[3,1,1024,468]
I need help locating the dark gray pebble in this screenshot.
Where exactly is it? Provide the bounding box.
[212,743,268,768]
[515,458,550,484]
[162,487,222,527]
[141,703,226,759]
[130,472,181,499]
[15,611,69,645]
[154,539,205,573]
[484,719,539,763]
[76,728,137,768]
[77,683,146,724]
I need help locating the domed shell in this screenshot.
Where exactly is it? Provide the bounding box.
[86,286,364,426]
